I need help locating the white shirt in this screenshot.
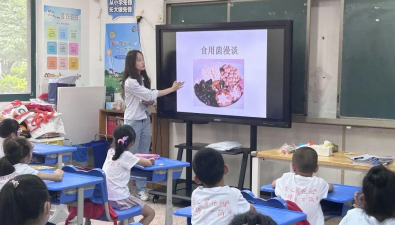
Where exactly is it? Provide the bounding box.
[124,78,158,121]
[0,138,4,158]
[340,208,395,225]
[0,164,38,191]
[191,186,251,225]
[14,163,39,176]
[0,172,16,190]
[275,172,329,225]
[102,148,140,201]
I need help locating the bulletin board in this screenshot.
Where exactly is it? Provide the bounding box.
[43,5,81,79]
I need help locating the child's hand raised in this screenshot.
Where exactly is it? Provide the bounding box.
[149,158,156,165]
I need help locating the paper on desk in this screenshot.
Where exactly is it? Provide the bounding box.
[206,142,242,151]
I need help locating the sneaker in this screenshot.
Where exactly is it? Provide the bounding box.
[137,191,149,201]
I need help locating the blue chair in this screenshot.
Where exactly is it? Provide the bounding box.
[63,166,142,225]
[241,190,287,209]
[129,223,142,225]
[261,183,361,217]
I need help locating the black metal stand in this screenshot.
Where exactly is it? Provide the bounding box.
[149,121,257,202]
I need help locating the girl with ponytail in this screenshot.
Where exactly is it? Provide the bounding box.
[102,125,155,225]
[0,174,51,225]
[0,137,64,190]
[339,165,395,225]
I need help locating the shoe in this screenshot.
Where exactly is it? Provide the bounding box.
[137,191,149,201]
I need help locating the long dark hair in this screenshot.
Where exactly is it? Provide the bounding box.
[0,137,32,176]
[0,174,50,225]
[112,125,136,161]
[121,50,151,99]
[362,165,395,222]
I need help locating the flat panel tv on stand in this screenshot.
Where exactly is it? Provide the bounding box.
[151,20,293,203]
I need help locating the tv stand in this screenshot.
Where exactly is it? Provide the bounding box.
[149,121,257,202]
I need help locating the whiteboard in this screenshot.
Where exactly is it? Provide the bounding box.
[57,86,106,145]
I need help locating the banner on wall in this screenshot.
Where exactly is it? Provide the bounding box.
[43,5,81,79]
[108,0,135,20]
[105,23,140,93]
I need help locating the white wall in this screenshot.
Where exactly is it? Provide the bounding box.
[89,0,164,95]
[36,0,91,95]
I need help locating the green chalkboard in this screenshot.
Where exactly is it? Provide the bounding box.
[340,0,395,119]
[230,0,308,115]
[170,3,227,25]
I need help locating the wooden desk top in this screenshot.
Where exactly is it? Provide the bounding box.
[257,149,395,171]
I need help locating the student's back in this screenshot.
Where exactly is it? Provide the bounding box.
[339,166,395,225]
[272,147,334,225]
[191,148,253,225]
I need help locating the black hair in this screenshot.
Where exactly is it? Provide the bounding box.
[0,174,50,225]
[121,50,151,99]
[229,211,278,225]
[362,165,395,222]
[292,147,318,174]
[112,125,136,161]
[0,137,32,176]
[0,118,19,138]
[192,148,224,186]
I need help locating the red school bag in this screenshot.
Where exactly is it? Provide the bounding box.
[65,199,118,225]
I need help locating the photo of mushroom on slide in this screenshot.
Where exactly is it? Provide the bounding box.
[193,59,245,108]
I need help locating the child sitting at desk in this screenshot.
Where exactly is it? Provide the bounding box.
[0,137,64,190]
[191,148,255,225]
[339,165,395,225]
[0,118,21,158]
[272,147,334,225]
[102,125,155,225]
[0,174,52,225]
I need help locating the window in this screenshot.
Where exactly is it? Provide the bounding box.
[0,0,36,101]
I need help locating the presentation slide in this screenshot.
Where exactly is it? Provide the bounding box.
[176,30,268,118]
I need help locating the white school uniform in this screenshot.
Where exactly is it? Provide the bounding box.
[275,172,329,225]
[191,185,251,225]
[102,148,140,201]
[0,163,39,190]
[339,208,395,225]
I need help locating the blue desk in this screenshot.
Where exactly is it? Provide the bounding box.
[32,143,77,169]
[130,157,190,225]
[42,169,103,225]
[261,183,361,216]
[174,204,307,225]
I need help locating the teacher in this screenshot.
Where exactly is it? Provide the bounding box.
[121,50,183,201]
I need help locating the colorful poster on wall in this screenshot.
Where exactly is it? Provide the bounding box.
[105,23,140,94]
[108,0,135,20]
[43,6,81,79]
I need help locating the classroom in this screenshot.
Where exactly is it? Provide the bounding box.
[1,0,395,225]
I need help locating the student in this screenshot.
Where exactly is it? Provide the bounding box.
[0,137,64,190]
[0,174,52,225]
[121,50,184,200]
[102,125,155,225]
[0,118,21,158]
[229,211,278,225]
[191,148,255,225]
[272,147,334,225]
[339,165,395,225]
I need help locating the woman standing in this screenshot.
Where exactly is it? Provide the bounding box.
[121,50,183,201]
